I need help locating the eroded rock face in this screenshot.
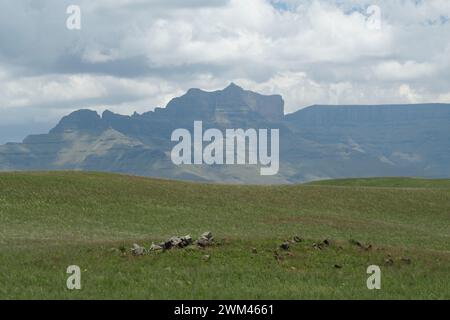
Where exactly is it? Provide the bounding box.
[2,82,450,184]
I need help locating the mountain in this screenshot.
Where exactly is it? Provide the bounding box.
[1,83,449,183]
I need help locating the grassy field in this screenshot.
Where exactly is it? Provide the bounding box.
[0,172,449,299]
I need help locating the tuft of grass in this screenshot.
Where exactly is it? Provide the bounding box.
[0,172,449,299]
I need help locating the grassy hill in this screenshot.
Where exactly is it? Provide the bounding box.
[309,177,450,189]
[0,172,449,299]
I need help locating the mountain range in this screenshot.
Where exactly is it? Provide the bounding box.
[1,83,449,184]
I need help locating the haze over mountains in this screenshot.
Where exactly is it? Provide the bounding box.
[1,83,449,184]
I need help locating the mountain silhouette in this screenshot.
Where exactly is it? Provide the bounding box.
[1,84,449,183]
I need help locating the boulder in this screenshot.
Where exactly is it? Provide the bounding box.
[280,242,290,250]
[163,240,173,250]
[196,232,214,247]
[149,243,164,251]
[196,238,210,248]
[180,235,193,247]
[200,231,214,241]
[168,236,183,247]
[131,243,145,256]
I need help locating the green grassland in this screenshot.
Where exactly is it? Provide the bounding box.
[309,177,450,189]
[0,172,449,299]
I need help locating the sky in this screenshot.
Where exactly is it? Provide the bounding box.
[0,0,449,143]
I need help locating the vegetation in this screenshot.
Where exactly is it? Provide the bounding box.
[0,172,449,299]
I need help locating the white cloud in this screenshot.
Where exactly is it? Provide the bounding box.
[373,60,438,81]
[0,0,449,141]
[399,84,419,103]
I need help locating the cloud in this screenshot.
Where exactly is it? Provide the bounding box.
[0,0,449,142]
[373,60,438,81]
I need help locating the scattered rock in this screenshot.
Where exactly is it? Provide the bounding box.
[196,232,214,247]
[280,242,290,250]
[312,242,325,250]
[349,239,372,251]
[349,239,363,247]
[131,243,145,256]
[163,240,174,250]
[180,235,193,247]
[384,258,394,266]
[168,236,182,247]
[293,236,303,243]
[128,232,212,257]
[401,257,412,265]
[201,231,214,241]
[202,254,211,261]
[149,243,164,251]
[273,251,284,262]
[196,238,209,247]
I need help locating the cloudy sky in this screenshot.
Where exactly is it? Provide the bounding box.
[0,0,449,143]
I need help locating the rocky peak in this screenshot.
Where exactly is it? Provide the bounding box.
[50,109,106,134]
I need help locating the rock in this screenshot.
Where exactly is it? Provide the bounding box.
[202,255,211,261]
[196,232,214,247]
[280,242,290,250]
[334,264,343,269]
[273,251,284,262]
[131,244,145,256]
[196,238,210,248]
[145,232,214,251]
[312,243,324,250]
[251,248,258,254]
[201,231,213,240]
[163,240,173,250]
[323,239,332,246]
[168,236,183,248]
[149,243,164,251]
[349,239,363,247]
[180,235,193,247]
[384,258,394,266]
[293,236,303,243]
[401,257,412,264]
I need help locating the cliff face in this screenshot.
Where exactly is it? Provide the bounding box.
[1,84,449,184]
[164,83,284,125]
